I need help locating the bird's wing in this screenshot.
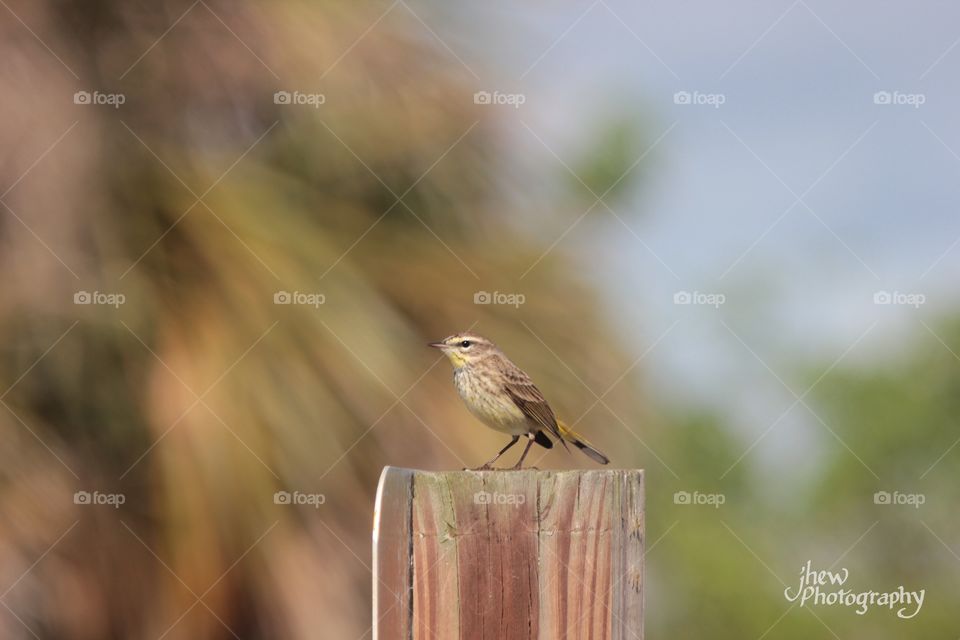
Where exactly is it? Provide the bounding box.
[502,368,567,447]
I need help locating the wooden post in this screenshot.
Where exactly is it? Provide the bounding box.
[373,467,644,640]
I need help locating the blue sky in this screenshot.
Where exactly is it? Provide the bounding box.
[428,0,960,473]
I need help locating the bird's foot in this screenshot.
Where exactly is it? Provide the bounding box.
[466,464,494,471]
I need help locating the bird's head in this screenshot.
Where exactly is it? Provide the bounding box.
[428,332,498,369]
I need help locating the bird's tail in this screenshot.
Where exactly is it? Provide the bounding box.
[557,420,610,465]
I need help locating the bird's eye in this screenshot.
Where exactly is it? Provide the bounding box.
[460,340,472,348]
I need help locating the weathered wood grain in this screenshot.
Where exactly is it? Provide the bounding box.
[373,467,644,640]
[373,467,414,639]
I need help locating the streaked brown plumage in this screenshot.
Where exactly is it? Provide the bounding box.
[429,332,610,469]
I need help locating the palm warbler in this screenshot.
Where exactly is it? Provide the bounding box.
[429,332,610,469]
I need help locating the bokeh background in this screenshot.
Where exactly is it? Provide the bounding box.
[1,0,958,638]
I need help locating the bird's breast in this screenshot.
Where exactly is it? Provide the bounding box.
[453,368,527,434]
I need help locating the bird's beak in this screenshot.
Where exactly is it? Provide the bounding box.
[428,341,447,349]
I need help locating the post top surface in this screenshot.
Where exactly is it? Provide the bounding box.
[378,466,644,477]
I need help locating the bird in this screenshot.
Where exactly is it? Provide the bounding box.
[429,331,609,470]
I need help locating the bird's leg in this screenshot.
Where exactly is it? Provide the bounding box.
[470,435,519,470]
[510,437,535,470]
